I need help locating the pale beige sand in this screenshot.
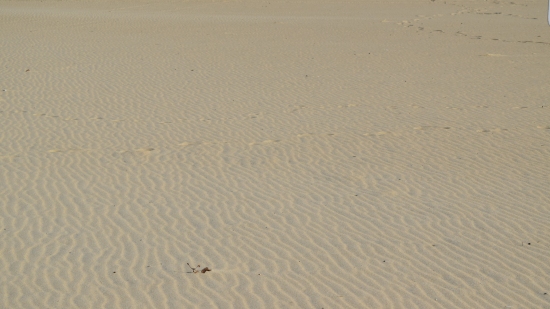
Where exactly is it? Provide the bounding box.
[1,0,550,308]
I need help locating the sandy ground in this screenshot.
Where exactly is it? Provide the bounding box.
[1,0,550,308]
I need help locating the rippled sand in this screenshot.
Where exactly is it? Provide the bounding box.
[1,0,549,308]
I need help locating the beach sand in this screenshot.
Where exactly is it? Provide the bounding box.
[1,0,549,308]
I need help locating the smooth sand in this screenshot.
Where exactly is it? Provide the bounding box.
[1,0,549,308]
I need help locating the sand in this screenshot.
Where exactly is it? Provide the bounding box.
[1,0,549,308]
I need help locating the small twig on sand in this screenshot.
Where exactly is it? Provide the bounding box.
[187,263,200,273]
[187,263,212,274]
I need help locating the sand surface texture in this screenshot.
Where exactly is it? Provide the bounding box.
[1,0,550,308]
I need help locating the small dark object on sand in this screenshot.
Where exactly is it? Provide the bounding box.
[187,263,212,274]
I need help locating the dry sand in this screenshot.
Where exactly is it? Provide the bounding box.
[1,0,550,308]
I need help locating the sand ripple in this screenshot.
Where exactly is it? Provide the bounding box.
[1,1,549,308]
